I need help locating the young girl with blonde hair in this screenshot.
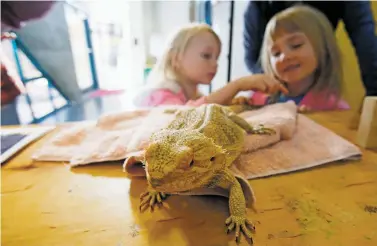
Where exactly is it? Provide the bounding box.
[134,23,287,107]
[251,5,350,111]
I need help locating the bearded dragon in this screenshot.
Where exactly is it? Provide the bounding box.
[137,103,274,243]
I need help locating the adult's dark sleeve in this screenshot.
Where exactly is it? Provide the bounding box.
[243,1,264,74]
[342,1,377,96]
[1,1,55,30]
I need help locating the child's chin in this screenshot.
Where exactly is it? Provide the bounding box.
[284,78,304,85]
[199,79,212,85]
[282,74,310,84]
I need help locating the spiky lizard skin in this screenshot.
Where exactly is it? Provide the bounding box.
[139,103,274,243]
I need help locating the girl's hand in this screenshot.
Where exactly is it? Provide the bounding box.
[234,74,289,95]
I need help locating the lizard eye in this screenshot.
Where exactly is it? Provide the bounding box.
[210,157,215,161]
[189,160,194,167]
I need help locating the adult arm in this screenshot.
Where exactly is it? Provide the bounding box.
[243,1,264,74]
[342,1,377,96]
[1,1,55,30]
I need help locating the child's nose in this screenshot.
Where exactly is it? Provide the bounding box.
[280,51,294,62]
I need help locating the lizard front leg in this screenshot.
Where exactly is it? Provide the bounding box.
[139,185,168,212]
[227,112,275,135]
[215,170,255,243]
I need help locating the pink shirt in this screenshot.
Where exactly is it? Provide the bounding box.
[139,88,207,107]
[251,90,350,111]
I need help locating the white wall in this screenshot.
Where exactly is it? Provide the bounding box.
[230,1,251,80]
[65,5,93,91]
[211,1,231,92]
[127,1,147,89]
[142,1,157,57]
[148,0,191,59]
[203,1,250,95]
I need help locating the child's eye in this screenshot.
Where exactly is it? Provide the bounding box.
[271,51,281,57]
[201,53,212,59]
[291,43,303,49]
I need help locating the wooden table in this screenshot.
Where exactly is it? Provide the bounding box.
[2,111,377,246]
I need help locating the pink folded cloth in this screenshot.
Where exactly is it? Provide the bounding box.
[32,106,190,165]
[122,105,361,180]
[233,114,361,179]
[32,102,361,180]
[240,101,297,153]
[32,102,361,205]
[32,103,295,165]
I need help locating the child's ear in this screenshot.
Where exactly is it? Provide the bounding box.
[171,50,184,71]
[170,50,179,69]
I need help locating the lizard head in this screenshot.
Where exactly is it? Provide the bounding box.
[144,131,226,193]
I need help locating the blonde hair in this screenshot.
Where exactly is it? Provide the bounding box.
[146,23,221,91]
[260,5,342,102]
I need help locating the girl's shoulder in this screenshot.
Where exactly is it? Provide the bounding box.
[134,87,187,107]
[133,79,208,107]
[137,88,207,107]
[133,78,184,107]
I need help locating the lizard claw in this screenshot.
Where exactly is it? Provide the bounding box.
[251,124,275,135]
[139,190,167,212]
[225,215,255,244]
